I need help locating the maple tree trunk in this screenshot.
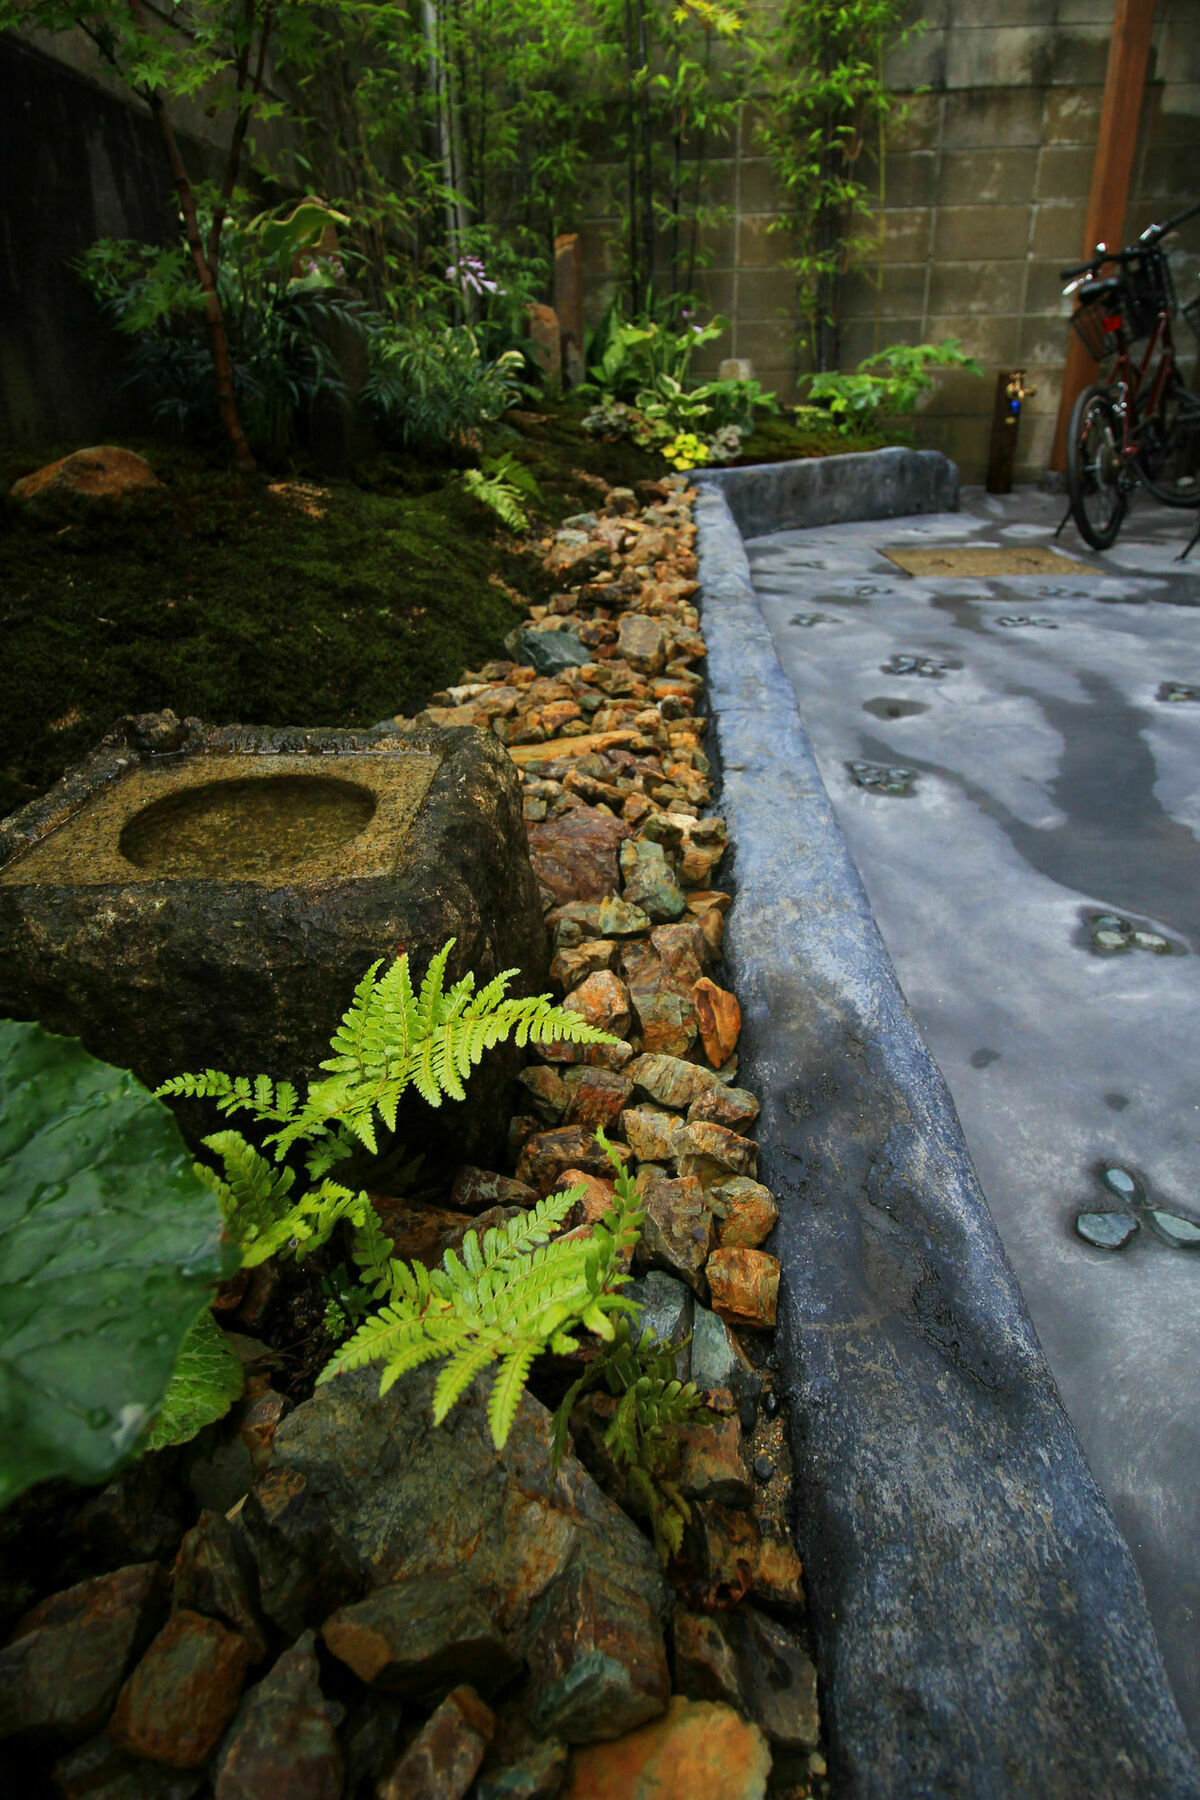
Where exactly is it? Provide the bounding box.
[127,0,256,472]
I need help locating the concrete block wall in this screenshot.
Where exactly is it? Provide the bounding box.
[577,0,1200,483]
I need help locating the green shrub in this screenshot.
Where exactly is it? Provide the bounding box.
[798,339,982,434]
[360,321,524,455]
[76,200,364,457]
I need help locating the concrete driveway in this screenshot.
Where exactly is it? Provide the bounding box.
[744,485,1200,1742]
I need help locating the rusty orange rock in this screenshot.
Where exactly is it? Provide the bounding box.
[692,977,741,1068]
[109,1610,251,1768]
[564,968,632,1037]
[562,1695,771,1800]
[12,445,162,502]
[705,1247,779,1331]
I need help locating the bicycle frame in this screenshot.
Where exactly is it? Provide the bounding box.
[1102,306,1179,480]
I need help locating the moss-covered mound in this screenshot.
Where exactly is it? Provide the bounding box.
[0,406,881,821]
[0,452,536,820]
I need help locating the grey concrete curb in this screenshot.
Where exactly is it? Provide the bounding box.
[693,453,1200,1799]
[699,443,959,539]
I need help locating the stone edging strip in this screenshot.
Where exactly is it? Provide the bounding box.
[692,452,1200,1799]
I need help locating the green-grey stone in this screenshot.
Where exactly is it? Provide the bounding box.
[1145,1210,1200,1251]
[1093,930,1129,951]
[1075,1212,1139,1250]
[1133,932,1170,954]
[1100,1165,1143,1204]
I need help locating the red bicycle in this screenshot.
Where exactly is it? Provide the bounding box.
[1060,199,1200,553]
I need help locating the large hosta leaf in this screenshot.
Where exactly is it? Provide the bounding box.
[0,1020,234,1507]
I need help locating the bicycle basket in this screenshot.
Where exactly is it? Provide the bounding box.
[1070,298,1121,359]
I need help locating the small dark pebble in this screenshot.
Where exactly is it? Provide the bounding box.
[738,1395,758,1433]
[762,1388,780,1419]
[753,1455,775,1484]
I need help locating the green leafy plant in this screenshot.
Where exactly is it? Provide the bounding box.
[757,0,922,371]
[0,1019,233,1509]
[321,1129,643,1450]
[552,1310,711,1563]
[144,1310,245,1453]
[158,938,617,1267]
[76,199,364,458]
[361,321,524,455]
[462,454,535,532]
[798,339,982,433]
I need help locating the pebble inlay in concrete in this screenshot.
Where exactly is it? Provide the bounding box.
[788,612,834,627]
[881,653,956,678]
[1074,1163,1200,1255]
[1157,681,1200,703]
[848,760,917,796]
[995,615,1058,630]
[1082,910,1176,956]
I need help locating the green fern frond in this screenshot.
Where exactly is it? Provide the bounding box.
[462,465,530,533]
[321,1144,637,1449]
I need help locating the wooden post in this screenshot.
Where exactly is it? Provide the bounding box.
[554,234,585,389]
[1050,0,1156,469]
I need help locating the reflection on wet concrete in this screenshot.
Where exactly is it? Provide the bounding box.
[857,662,1200,950]
[746,485,1200,1743]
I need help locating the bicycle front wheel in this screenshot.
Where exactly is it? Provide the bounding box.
[1138,377,1200,507]
[1067,385,1127,549]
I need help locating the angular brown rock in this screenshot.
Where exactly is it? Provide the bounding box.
[516,1126,632,1195]
[617,614,668,676]
[673,1120,758,1187]
[379,1683,495,1800]
[691,977,741,1068]
[711,1178,779,1250]
[549,939,618,992]
[526,1559,670,1743]
[323,1574,519,1699]
[562,1067,634,1133]
[620,1106,682,1165]
[626,1053,718,1111]
[527,806,629,906]
[450,1166,540,1214]
[705,1248,779,1331]
[672,1610,745,1711]
[173,1511,269,1665]
[673,1414,753,1508]
[213,1631,343,1800]
[561,1695,771,1800]
[0,1563,167,1742]
[563,968,631,1036]
[109,1610,251,1768]
[633,1174,714,1295]
[687,1085,760,1132]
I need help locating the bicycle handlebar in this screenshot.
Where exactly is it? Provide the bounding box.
[1060,197,1200,282]
[1057,198,1200,280]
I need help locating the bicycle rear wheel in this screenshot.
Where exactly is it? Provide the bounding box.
[1067,385,1127,549]
[1138,377,1200,507]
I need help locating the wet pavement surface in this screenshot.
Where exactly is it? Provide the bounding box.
[745,485,1200,1744]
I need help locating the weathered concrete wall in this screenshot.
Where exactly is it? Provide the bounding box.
[0,29,292,449]
[577,0,1200,483]
[0,35,183,444]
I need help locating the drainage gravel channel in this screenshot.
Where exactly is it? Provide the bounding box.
[693,450,1200,1798]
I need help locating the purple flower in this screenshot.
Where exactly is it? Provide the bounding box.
[446,255,501,296]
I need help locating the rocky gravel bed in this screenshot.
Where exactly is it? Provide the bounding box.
[1,478,828,1800]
